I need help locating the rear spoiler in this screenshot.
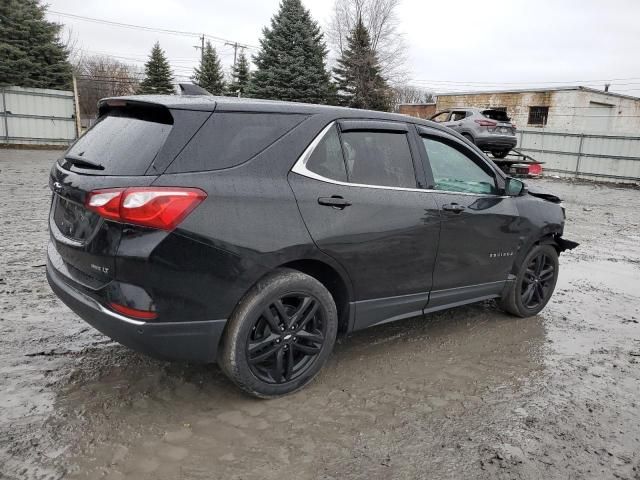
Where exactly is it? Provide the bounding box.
[179,83,212,96]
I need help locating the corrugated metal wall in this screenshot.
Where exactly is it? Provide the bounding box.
[518,130,640,183]
[1,86,77,146]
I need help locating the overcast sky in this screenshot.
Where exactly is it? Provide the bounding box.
[46,0,640,95]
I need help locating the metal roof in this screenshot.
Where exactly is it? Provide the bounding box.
[435,86,640,101]
[100,94,422,123]
[101,94,346,114]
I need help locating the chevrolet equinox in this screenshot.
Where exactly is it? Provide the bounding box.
[46,95,577,397]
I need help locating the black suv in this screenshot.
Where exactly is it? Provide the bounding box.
[47,95,577,397]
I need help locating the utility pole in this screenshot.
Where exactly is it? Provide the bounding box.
[225,41,239,67]
[194,34,205,63]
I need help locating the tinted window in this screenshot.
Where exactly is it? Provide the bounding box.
[422,137,497,194]
[306,125,347,181]
[168,112,307,172]
[482,109,510,121]
[65,114,172,176]
[341,131,416,188]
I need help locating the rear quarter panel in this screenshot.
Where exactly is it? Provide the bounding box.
[148,113,352,320]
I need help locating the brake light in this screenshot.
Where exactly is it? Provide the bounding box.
[528,163,543,176]
[474,119,498,127]
[109,302,158,320]
[86,187,207,231]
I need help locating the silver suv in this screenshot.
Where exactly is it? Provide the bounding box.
[430,108,517,158]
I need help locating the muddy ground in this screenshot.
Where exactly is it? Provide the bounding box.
[1,149,639,480]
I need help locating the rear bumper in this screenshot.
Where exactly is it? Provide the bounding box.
[46,259,227,363]
[475,135,517,150]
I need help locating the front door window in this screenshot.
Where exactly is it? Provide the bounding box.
[422,137,498,195]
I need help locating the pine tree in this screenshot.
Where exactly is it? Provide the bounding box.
[333,17,390,111]
[192,41,225,95]
[138,42,175,95]
[226,51,251,97]
[247,0,331,104]
[0,0,72,89]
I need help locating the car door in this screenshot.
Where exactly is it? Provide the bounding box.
[288,120,441,330]
[416,126,522,308]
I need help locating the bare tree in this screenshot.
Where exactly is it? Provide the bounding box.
[390,84,435,110]
[327,0,407,83]
[74,55,141,120]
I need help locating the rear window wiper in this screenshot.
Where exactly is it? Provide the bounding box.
[64,153,105,170]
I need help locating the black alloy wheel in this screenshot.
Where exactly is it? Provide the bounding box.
[219,268,338,398]
[500,244,559,317]
[520,252,555,309]
[247,294,327,384]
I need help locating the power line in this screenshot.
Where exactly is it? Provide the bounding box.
[410,76,640,86]
[410,81,640,90]
[411,84,640,97]
[48,10,258,50]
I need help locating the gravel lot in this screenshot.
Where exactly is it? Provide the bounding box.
[1,149,639,480]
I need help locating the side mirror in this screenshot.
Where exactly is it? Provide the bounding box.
[504,177,527,196]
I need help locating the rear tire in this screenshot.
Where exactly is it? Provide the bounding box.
[492,149,510,159]
[218,268,338,398]
[501,244,559,317]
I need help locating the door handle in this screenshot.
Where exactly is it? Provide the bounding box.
[318,196,351,209]
[442,203,465,213]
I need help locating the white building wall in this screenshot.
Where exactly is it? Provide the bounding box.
[436,88,640,135]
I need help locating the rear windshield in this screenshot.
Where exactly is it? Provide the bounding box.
[63,109,172,176]
[482,109,510,122]
[167,112,307,173]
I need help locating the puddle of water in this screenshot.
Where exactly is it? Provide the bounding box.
[558,260,640,299]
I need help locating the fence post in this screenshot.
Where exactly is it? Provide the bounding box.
[72,76,81,138]
[575,134,585,178]
[1,88,8,144]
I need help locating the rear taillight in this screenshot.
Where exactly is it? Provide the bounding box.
[474,119,498,127]
[528,163,543,176]
[86,187,207,231]
[109,302,158,320]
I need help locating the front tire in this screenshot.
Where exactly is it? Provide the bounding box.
[501,244,559,317]
[218,268,338,398]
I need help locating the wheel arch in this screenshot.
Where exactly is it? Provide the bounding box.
[510,233,561,277]
[279,258,353,334]
[460,131,475,142]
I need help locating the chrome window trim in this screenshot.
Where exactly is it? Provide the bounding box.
[291,121,508,198]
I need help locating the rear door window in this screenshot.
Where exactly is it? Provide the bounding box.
[64,113,172,176]
[167,112,307,173]
[305,125,348,181]
[340,130,417,188]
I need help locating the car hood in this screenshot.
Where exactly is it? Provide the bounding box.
[526,184,562,203]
